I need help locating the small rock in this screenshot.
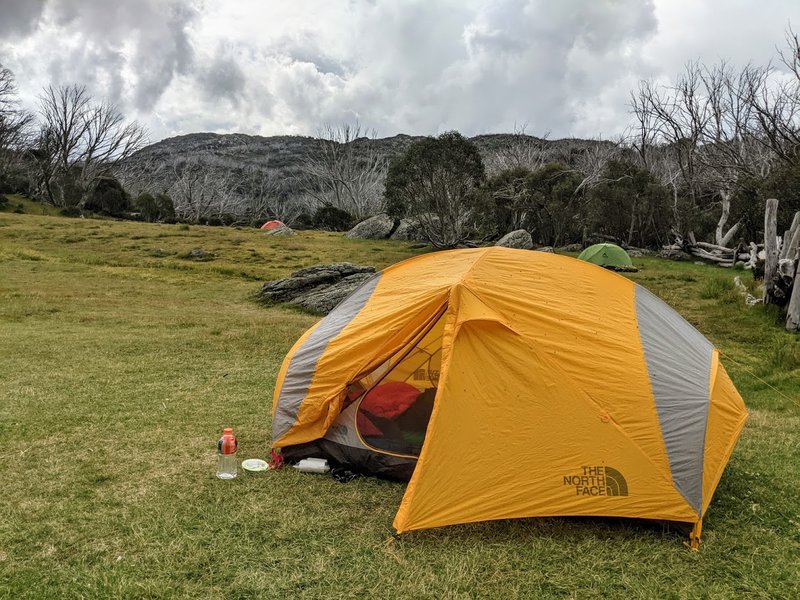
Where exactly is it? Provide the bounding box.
[659,247,691,261]
[185,248,214,261]
[346,214,396,239]
[559,243,583,253]
[264,224,295,236]
[536,246,554,253]
[495,229,533,250]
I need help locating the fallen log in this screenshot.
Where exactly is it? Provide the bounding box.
[695,241,735,253]
[689,247,735,264]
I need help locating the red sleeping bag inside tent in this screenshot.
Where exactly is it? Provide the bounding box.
[356,381,421,437]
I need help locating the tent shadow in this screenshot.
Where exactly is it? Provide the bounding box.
[396,515,692,547]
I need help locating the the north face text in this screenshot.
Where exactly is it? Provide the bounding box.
[563,466,628,497]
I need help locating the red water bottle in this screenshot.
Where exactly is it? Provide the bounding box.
[216,428,238,479]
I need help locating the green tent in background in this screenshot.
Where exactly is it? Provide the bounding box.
[577,243,637,272]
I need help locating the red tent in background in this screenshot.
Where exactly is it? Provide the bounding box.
[260,220,285,231]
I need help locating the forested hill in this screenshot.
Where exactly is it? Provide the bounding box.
[115,130,619,229]
[123,131,611,183]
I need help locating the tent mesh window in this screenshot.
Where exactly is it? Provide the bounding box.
[349,315,444,457]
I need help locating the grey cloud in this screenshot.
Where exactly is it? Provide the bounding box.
[334,0,657,136]
[11,0,198,112]
[270,31,349,77]
[45,44,126,104]
[129,3,197,110]
[0,0,46,37]
[197,53,247,104]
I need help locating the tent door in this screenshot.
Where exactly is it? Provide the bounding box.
[345,310,446,459]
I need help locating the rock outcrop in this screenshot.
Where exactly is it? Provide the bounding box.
[345,214,396,239]
[495,229,533,250]
[390,218,427,242]
[258,263,376,314]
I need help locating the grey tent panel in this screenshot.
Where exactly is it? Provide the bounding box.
[323,401,370,449]
[272,273,382,441]
[635,284,713,515]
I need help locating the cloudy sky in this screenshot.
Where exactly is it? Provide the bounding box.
[1,0,798,143]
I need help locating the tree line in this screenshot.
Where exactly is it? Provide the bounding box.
[1,27,799,244]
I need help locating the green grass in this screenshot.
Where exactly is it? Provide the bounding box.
[1,210,798,599]
[0,194,63,217]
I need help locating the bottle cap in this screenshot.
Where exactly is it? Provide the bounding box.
[223,427,234,436]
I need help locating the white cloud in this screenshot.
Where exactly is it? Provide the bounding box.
[0,0,798,142]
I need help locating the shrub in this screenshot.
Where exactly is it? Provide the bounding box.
[85,177,130,215]
[155,193,175,223]
[59,206,82,218]
[586,160,671,248]
[0,171,30,195]
[473,167,534,238]
[385,131,485,247]
[312,204,354,231]
[135,193,158,222]
[523,162,583,246]
[293,213,314,230]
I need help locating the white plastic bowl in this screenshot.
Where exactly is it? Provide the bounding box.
[241,458,269,474]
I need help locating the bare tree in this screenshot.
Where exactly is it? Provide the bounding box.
[484,124,551,175]
[572,137,623,193]
[168,160,231,222]
[301,123,388,220]
[0,64,33,174]
[632,61,779,246]
[34,84,146,207]
[742,28,800,166]
[648,146,685,233]
[114,151,166,199]
[240,166,304,224]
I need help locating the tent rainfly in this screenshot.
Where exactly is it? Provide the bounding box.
[260,220,285,231]
[271,247,747,547]
[578,243,637,271]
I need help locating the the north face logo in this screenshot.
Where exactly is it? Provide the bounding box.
[563,466,628,497]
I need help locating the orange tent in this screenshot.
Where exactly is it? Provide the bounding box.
[271,248,747,547]
[260,220,284,231]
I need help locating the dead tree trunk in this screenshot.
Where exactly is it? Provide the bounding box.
[781,212,800,261]
[787,270,800,331]
[716,191,741,247]
[784,212,800,331]
[763,199,780,304]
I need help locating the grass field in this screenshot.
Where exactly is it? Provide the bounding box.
[1,200,798,599]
